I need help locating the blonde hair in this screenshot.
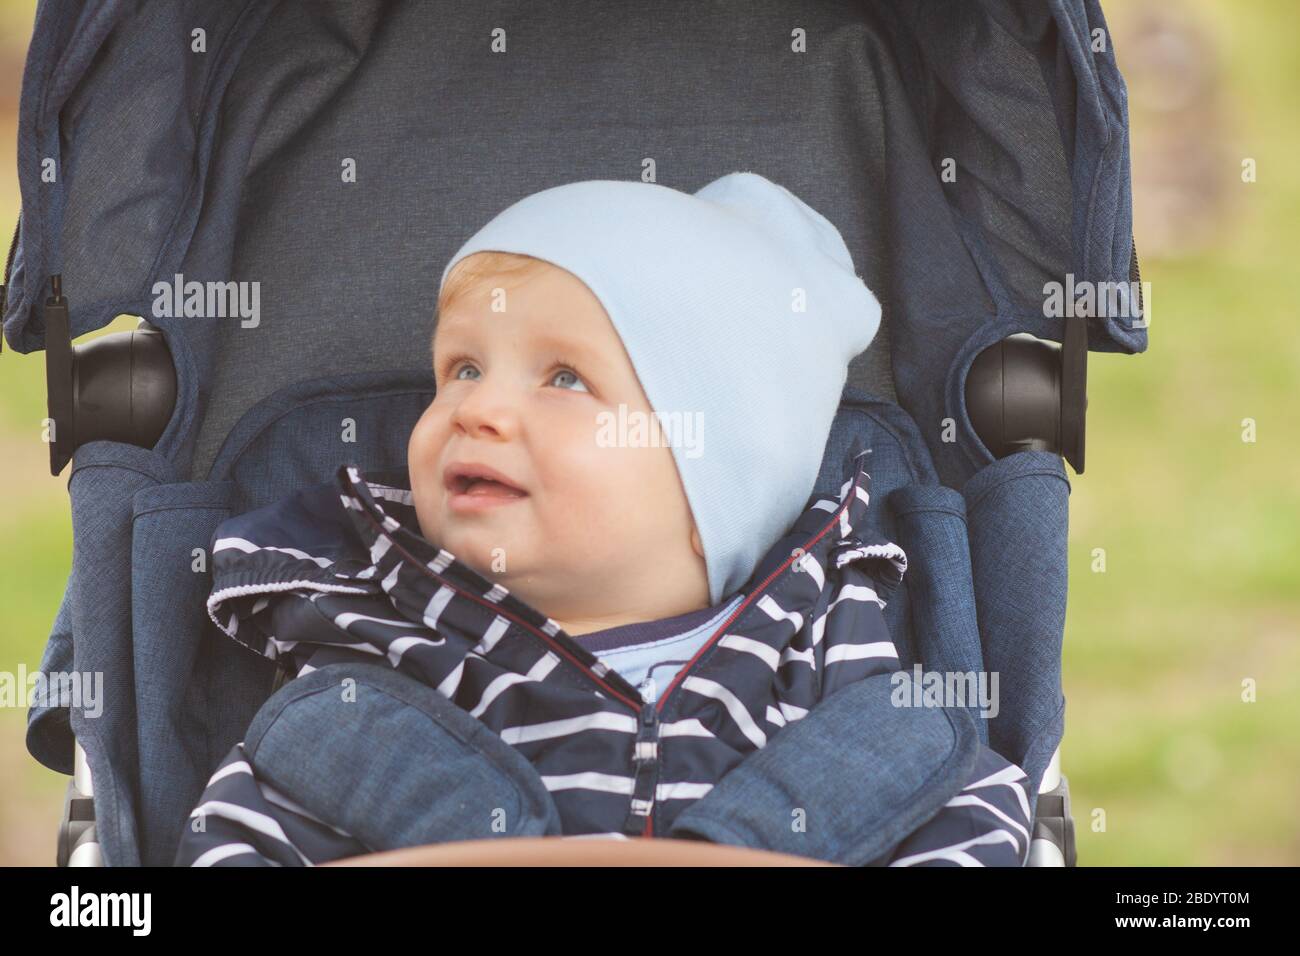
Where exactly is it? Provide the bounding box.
[436,250,549,321]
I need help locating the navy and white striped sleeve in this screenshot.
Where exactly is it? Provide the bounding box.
[816,537,911,702]
[174,743,373,866]
[884,745,1034,867]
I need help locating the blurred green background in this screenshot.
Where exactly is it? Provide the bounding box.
[1,0,1297,865]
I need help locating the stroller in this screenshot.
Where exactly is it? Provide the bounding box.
[2,0,1144,867]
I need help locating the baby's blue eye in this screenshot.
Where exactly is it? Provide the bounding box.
[551,369,590,393]
[444,358,588,393]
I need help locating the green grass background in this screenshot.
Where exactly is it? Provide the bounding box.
[1,0,1296,865]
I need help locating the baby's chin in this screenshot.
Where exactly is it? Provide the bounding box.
[432,524,525,581]
[435,531,577,612]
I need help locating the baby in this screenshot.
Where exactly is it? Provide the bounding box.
[175,172,1034,866]
[409,248,710,637]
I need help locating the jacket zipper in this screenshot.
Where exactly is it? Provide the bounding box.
[355,464,865,838]
[0,209,19,354]
[635,677,659,837]
[637,464,868,836]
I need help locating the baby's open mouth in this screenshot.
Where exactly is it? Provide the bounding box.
[450,475,528,498]
[443,462,530,511]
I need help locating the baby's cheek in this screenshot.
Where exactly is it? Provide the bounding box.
[408,490,430,540]
[401,454,435,537]
[407,413,435,463]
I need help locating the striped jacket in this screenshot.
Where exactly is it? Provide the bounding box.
[175,454,1034,866]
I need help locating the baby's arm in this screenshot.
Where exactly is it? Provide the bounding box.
[665,568,1033,865]
[174,742,372,866]
[665,672,1033,866]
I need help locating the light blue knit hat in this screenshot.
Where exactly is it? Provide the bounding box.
[439,171,882,605]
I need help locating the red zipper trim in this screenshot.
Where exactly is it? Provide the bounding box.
[654,466,866,715]
[642,467,865,839]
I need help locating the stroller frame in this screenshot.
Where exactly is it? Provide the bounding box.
[4,0,1141,867]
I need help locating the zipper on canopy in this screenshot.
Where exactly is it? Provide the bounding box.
[1130,234,1143,321]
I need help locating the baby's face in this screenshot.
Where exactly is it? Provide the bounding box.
[407,257,706,630]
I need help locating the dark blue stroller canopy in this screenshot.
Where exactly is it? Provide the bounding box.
[3,0,1142,866]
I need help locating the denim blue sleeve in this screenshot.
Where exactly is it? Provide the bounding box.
[883,744,1034,866]
[665,681,1032,867]
[663,668,985,865]
[173,742,372,866]
[663,552,1035,866]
